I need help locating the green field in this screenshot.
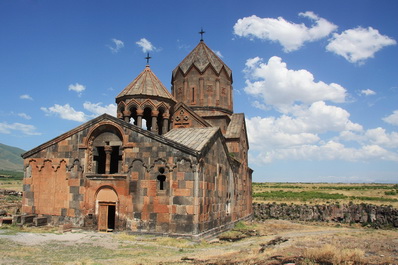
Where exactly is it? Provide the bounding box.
[253,182,398,207]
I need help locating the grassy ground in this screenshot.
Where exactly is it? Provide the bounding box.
[253,182,398,208]
[0,174,22,192]
[0,220,397,264]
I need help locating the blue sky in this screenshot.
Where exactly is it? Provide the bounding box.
[1,0,397,183]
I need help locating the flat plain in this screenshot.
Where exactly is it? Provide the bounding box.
[253,182,398,208]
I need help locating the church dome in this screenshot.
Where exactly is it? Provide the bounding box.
[172,41,232,82]
[117,65,175,102]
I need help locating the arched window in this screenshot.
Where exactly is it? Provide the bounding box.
[91,129,123,174]
[156,107,165,135]
[142,107,152,130]
[129,107,138,125]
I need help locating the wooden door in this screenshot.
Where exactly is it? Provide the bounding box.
[98,204,108,231]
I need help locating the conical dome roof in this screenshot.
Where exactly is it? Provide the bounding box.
[117,65,175,102]
[172,41,232,81]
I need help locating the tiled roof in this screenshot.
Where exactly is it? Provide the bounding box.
[163,127,219,151]
[116,66,175,101]
[225,113,244,139]
[172,41,232,79]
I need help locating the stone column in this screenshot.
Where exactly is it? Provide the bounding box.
[136,109,143,128]
[162,113,170,134]
[104,145,112,174]
[151,110,159,133]
[123,110,131,123]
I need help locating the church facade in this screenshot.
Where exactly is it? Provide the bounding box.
[21,38,252,238]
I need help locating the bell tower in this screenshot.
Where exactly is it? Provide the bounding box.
[171,33,233,120]
[115,54,176,135]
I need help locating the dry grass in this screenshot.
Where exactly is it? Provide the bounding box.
[304,244,365,264]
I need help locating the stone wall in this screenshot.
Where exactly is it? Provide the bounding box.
[253,203,398,228]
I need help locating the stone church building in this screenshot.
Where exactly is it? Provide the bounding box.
[21,37,252,238]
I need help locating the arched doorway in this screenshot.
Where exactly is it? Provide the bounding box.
[96,187,118,232]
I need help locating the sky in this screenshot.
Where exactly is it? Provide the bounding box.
[0,0,397,183]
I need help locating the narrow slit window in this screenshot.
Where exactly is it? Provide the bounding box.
[157,167,166,190]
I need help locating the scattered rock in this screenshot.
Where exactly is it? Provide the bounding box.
[259,237,288,253]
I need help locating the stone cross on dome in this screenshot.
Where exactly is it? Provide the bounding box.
[145,53,151,65]
[199,28,205,41]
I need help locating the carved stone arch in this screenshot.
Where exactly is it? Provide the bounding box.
[83,123,125,174]
[126,99,140,111]
[24,159,37,178]
[83,121,126,148]
[38,159,55,172]
[140,101,156,131]
[117,102,126,119]
[128,158,148,172]
[54,159,68,172]
[148,157,168,173]
[140,99,156,110]
[95,185,118,201]
[156,102,170,113]
[175,157,194,172]
[67,158,82,171]
[67,159,83,179]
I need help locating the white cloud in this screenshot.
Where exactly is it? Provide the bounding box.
[213,50,223,58]
[326,27,396,64]
[136,38,155,53]
[41,102,117,123]
[243,56,347,110]
[0,122,40,135]
[108,38,124,53]
[41,104,87,122]
[233,11,337,52]
[360,89,376,96]
[68,83,86,96]
[18,113,31,120]
[20,94,33,100]
[243,55,398,164]
[83,102,117,116]
[383,110,398,126]
[365,127,398,148]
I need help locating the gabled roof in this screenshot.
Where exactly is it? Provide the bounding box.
[172,41,232,80]
[116,65,175,102]
[22,114,201,159]
[22,114,225,160]
[164,127,218,152]
[225,113,249,149]
[173,102,212,128]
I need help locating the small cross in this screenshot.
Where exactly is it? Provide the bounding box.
[145,53,151,65]
[199,28,205,41]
